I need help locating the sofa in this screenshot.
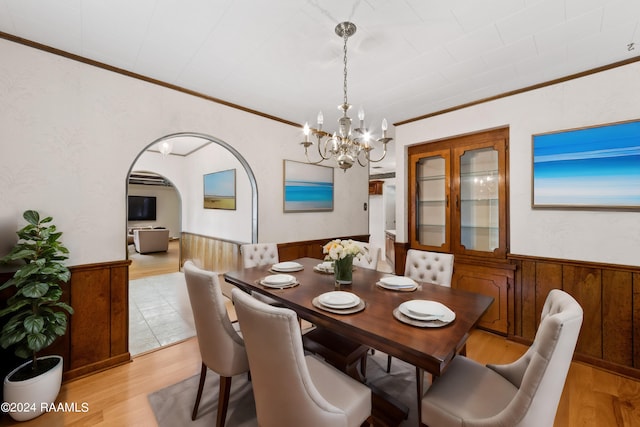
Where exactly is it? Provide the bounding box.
[133,228,170,254]
[127,226,152,245]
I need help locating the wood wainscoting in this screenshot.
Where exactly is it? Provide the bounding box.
[510,254,640,379]
[0,260,131,385]
[64,261,131,380]
[180,232,243,272]
[278,234,370,261]
[179,232,371,273]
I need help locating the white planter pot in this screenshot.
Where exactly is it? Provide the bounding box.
[3,355,63,422]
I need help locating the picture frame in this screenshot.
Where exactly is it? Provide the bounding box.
[532,119,640,210]
[203,169,236,210]
[283,160,334,212]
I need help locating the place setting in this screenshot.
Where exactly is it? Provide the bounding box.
[375,275,418,292]
[312,291,366,314]
[313,261,358,274]
[270,261,304,273]
[393,299,455,327]
[313,260,334,274]
[257,273,299,289]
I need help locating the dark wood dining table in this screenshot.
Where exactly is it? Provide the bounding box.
[224,257,494,426]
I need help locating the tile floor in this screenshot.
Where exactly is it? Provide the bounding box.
[129,260,393,356]
[128,272,196,356]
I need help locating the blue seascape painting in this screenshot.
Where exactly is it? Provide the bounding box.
[533,120,640,208]
[284,160,334,212]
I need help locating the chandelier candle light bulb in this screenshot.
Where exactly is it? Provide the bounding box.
[303,122,310,143]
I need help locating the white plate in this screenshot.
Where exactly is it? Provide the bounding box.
[262,274,295,285]
[376,281,417,291]
[399,300,455,322]
[379,276,418,288]
[318,291,360,309]
[272,262,303,272]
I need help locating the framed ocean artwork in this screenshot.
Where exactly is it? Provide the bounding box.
[203,169,236,210]
[283,160,334,212]
[532,119,640,210]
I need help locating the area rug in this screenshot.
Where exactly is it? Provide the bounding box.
[149,350,420,426]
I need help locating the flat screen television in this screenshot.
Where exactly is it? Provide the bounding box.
[128,195,157,221]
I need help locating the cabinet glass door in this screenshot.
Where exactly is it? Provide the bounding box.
[459,147,499,252]
[415,154,448,248]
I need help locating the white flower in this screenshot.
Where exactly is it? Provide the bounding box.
[323,239,362,261]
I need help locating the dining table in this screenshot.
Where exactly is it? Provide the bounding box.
[224,257,494,426]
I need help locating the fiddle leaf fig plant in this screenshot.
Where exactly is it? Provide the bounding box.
[0,210,73,374]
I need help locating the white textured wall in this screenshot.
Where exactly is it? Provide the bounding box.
[0,39,369,266]
[396,61,640,267]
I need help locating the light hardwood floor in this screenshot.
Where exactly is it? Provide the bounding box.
[128,239,181,280]
[2,246,639,426]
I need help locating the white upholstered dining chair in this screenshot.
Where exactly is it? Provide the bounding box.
[404,249,454,286]
[232,288,372,427]
[183,261,250,427]
[240,243,281,305]
[385,249,455,372]
[240,243,279,268]
[420,289,583,427]
[352,241,381,271]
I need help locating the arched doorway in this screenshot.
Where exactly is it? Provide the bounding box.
[130,132,258,242]
[126,132,258,355]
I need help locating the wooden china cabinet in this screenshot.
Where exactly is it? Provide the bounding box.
[408,127,514,335]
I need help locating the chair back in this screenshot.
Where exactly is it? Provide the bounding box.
[352,241,380,270]
[183,261,248,377]
[488,289,583,426]
[404,249,454,286]
[240,243,279,268]
[232,288,351,427]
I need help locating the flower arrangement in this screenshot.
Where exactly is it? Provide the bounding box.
[323,240,362,285]
[323,239,363,261]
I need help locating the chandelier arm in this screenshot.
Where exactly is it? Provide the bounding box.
[356,152,369,167]
[303,146,329,165]
[316,136,334,160]
[365,144,389,163]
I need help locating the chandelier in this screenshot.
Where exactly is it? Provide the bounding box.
[300,22,392,171]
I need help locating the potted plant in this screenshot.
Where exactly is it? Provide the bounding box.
[0,210,73,421]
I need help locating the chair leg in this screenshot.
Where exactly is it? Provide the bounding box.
[360,415,374,426]
[416,367,424,426]
[192,363,207,420]
[360,353,368,380]
[217,376,233,427]
[386,355,392,373]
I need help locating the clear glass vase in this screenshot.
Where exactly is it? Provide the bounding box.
[334,255,353,285]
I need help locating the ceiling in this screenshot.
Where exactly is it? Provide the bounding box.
[2,0,639,173]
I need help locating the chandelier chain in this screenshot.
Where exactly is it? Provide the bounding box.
[343,31,348,107]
